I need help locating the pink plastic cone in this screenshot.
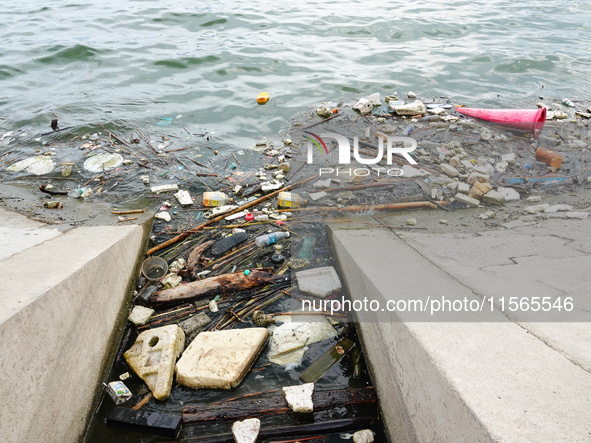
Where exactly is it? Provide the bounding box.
[456,107,546,138]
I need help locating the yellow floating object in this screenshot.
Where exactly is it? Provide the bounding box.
[256,92,270,104]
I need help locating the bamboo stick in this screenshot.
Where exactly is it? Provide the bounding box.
[277,201,438,213]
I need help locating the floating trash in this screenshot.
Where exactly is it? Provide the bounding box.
[83,153,123,173]
[7,155,55,175]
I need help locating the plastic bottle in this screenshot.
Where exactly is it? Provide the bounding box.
[277,192,303,208]
[255,231,290,247]
[203,191,231,207]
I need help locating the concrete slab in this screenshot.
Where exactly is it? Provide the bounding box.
[0,207,62,260]
[0,210,148,443]
[328,216,591,443]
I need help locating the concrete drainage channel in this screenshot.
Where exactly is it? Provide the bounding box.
[82,218,386,443]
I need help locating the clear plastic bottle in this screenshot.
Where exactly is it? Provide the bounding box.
[203,191,231,207]
[255,231,290,247]
[277,191,303,208]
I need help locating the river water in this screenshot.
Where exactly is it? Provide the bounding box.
[2,0,590,148]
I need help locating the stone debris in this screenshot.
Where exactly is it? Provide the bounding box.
[544,204,573,213]
[124,325,185,400]
[232,418,261,443]
[525,204,551,214]
[406,218,417,226]
[482,190,506,206]
[282,383,315,413]
[128,306,155,326]
[353,429,375,443]
[440,164,459,177]
[497,187,520,201]
[454,193,480,207]
[175,328,269,389]
[296,266,342,298]
[309,191,327,201]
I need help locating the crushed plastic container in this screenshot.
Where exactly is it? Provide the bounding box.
[254,231,290,247]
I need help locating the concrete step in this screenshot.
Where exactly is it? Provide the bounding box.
[0,208,149,443]
[328,216,591,443]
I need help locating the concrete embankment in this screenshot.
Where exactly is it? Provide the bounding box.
[0,208,149,443]
[329,214,591,442]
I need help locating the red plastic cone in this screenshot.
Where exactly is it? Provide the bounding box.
[455,107,546,138]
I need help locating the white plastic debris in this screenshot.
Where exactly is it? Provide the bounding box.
[283,383,314,413]
[353,429,375,443]
[162,273,182,289]
[128,306,155,326]
[124,325,185,400]
[174,189,194,206]
[232,418,261,443]
[151,184,179,194]
[296,266,342,298]
[352,98,373,114]
[155,211,172,222]
[268,315,338,366]
[83,153,123,173]
[204,205,238,219]
[390,100,426,115]
[7,156,55,175]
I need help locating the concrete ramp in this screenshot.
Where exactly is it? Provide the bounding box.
[328,217,591,443]
[0,208,148,443]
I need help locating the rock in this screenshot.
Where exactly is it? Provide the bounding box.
[446,181,459,191]
[456,182,470,194]
[473,163,495,176]
[128,306,155,326]
[545,204,573,213]
[479,210,496,220]
[353,429,375,443]
[440,164,459,177]
[175,328,269,389]
[502,153,516,164]
[566,212,589,219]
[495,161,509,173]
[124,325,185,400]
[525,204,550,214]
[497,187,520,201]
[401,165,430,178]
[468,182,493,200]
[283,383,314,413]
[460,160,474,170]
[406,218,417,226]
[313,178,332,189]
[296,266,342,298]
[455,193,481,207]
[526,196,542,203]
[407,91,417,99]
[232,418,261,443]
[308,191,327,201]
[439,219,449,225]
[467,172,490,185]
[391,100,426,115]
[482,190,506,206]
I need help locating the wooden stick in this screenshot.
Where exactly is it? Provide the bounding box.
[182,387,376,423]
[111,209,145,215]
[278,201,438,213]
[145,175,316,255]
